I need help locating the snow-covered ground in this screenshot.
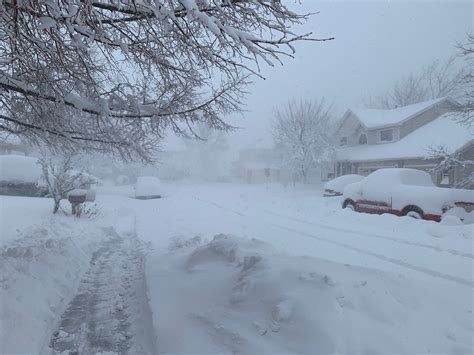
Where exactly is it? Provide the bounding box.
[0,182,472,354]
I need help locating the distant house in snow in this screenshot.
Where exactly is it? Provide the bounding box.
[331,97,474,188]
[0,133,30,156]
[231,148,295,184]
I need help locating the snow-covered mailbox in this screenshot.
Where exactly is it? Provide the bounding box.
[68,189,95,216]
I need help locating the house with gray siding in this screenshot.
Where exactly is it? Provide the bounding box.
[332,97,474,188]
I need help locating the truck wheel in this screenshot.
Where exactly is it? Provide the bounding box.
[343,199,357,211]
[401,206,424,219]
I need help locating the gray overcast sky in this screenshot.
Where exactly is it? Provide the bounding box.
[165,0,473,151]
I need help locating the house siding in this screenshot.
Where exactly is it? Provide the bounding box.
[338,113,365,147]
[399,100,456,139]
[454,144,474,189]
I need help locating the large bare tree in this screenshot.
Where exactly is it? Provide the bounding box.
[272,99,335,183]
[366,55,468,109]
[456,33,474,125]
[0,0,332,162]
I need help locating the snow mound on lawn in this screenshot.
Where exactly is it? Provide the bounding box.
[148,234,472,354]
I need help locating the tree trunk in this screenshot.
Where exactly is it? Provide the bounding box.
[301,167,307,184]
[53,199,60,214]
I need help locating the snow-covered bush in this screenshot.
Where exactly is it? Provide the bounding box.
[39,154,97,214]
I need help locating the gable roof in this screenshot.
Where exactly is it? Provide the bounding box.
[336,112,473,162]
[342,97,456,131]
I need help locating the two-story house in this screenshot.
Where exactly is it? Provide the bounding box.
[333,97,474,188]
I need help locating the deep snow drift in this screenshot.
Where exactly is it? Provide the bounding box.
[148,233,472,354]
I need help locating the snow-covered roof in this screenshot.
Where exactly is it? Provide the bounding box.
[337,112,473,162]
[348,97,453,130]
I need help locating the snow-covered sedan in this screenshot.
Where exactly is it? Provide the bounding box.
[135,176,162,199]
[323,174,364,196]
[342,168,474,222]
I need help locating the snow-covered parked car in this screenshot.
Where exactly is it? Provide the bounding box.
[0,155,47,197]
[135,176,162,199]
[324,174,364,196]
[342,168,474,222]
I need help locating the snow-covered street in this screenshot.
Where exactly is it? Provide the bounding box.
[2,1,473,354]
[2,182,471,354]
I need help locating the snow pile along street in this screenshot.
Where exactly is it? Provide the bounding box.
[147,233,473,354]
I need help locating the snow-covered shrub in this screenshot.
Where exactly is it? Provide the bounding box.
[39,154,97,214]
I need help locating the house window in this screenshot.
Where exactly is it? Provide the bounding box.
[439,169,452,186]
[339,137,347,146]
[380,129,394,142]
[358,134,367,145]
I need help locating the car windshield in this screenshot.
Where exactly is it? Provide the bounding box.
[1,2,473,355]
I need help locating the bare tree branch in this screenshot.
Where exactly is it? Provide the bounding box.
[365,54,468,109]
[0,0,332,161]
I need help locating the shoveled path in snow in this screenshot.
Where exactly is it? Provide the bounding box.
[49,226,156,354]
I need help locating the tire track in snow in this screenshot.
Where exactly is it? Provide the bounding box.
[192,195,474,289]
[192,196,246,217]
[49,226,157,354]
[264,210,474,260]
[193,195,473,260]
[269,223,474,288]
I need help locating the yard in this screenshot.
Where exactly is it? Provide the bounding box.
[1,182,472,354]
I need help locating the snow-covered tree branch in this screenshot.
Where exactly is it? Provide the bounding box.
[427,144,474,188]
[0,0,332,161]
[272,99,335,183]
